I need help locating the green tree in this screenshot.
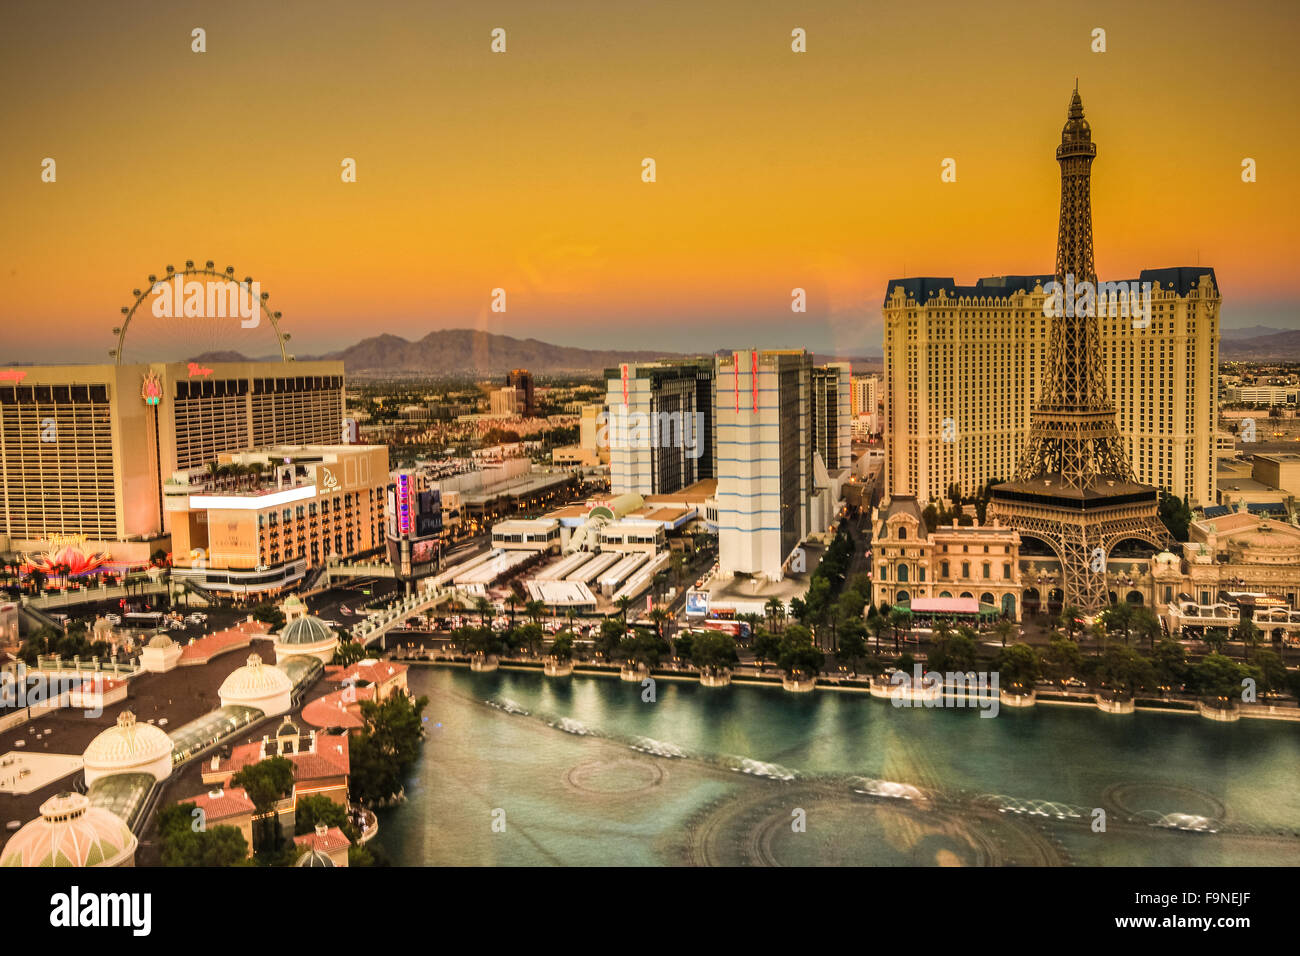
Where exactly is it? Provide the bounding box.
[332,640,368,666]
[752,629,782,670]
[1058,604,1085,639]
[995,644,1040,692]
[672,629,695,663]
[615,595,633,625]
[1236,618,1262,661]
[547,631,574,662]
[1129,606,1162,652]
[474,596,493,629]
[886,608,910,652]
[294,794,360,843]
[1251,649,1287,697]
[777,625,824,680]
[689,630,739,675]
[1157,491,1193,541]
[230,756,296,852]
[992,618,1016,649]
[349,692,430,807]
[1043,635,1084,688]
[929,628,977,673]
[1098,602,1133,644]
[1151,637,1188,691]
[596,619,625,659]
[837,622,869,675]
[1190,653,1247,702]
[251,602,286,631]
[461,625,503,658]
[1093,645,1156,697]
[156,803,249,867]
[764,597,786,633]
[509,622,544,657]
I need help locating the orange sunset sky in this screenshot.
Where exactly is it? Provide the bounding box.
[1,0,1298,363]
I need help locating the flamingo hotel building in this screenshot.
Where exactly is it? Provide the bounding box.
[0,360,347,570]
[164,444,389,595]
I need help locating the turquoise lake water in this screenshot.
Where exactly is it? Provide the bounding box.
[375,667,1300,866]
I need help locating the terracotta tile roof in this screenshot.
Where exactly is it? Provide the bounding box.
[293,825,351,854]
[213,732,350,782]
[185,785,255,821]
[179,621,268,664]
[326,660,408,687]
[301,688,369,730]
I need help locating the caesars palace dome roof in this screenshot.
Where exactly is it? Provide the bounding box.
[0,791,138,868]
[83,710,173,769]
[218,653,293,702]
[276,615,337,647]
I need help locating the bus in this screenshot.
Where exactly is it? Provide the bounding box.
[699,618,751,640]
[125,611,165,627]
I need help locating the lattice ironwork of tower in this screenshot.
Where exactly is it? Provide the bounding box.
[990,86,1170,613]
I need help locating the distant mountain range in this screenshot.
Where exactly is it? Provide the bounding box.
[192,328,883,378]
[1219,328,1300,360]
[1220,325,1292,340]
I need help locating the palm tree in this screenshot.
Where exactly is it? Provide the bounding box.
[993,618,1016,649]
[765,597,785,633]
[615,595,633,626]
[1237,618,1261,661]
[1059,603,1084,639]
[524,600,545,626]
[648,606,670,644]
[505,594,518,630]
[474,596,492,629]
[886,608,907,652]
[866,614,885,652]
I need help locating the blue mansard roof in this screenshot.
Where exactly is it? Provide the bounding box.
[882,267,1217,307]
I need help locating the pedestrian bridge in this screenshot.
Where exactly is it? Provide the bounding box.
[349,585,466,649]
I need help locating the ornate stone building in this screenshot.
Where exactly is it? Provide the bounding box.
[1152,511,1300,644]
[872,496,1024,620]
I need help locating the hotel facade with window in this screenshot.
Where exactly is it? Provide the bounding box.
[0,360,345,567]
[165,444,388,595]
[882,269,1219,508]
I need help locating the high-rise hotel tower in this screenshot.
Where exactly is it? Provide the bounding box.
[0,360,345,564]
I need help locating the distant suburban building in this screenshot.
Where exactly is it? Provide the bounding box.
[1224,385,1299,405]
[505,369,536,417]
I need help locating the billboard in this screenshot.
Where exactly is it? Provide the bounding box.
[685,590,710,617]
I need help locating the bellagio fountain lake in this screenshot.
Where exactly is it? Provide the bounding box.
[374,667,1300,866]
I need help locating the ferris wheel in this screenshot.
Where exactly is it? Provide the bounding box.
[110,260,293,365]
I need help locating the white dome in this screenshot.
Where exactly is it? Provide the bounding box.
[0,792,137,868]
[218,653,294,717]
[83,711,174,786]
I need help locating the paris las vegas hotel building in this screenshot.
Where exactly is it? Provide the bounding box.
[883,267,1220,509]
[0,359,388,594]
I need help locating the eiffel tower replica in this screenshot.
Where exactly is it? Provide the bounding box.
[990,85,1169,614]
